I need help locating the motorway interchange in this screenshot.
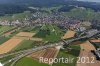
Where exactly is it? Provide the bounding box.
[0,28,99,66]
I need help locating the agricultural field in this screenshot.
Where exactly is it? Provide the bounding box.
[31,48,58,64]
[13,40,34,51]
[15,57,49,66]
[14,45,80,66]
[21,26,42,35]
[0,26,14,35]
[0,24,81,66]
[0,38,23,54]
[0,30,38,54]
[53,45,80,66]
[15,32,36,37]
[62,30,76,39]
[0,37,10,45]
[0,26,17,46]
[0,0,100,66]
[0,11,32,21]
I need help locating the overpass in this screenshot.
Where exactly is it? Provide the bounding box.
[0,30,99,66]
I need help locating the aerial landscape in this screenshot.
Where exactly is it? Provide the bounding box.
[0,0,100,66]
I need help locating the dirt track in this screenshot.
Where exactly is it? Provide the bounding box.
[0,38,23,54]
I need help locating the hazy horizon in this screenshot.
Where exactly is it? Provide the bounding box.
[0,0,100,3]
[78,0,100,2]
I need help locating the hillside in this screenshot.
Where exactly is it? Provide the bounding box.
[0,0,100,16]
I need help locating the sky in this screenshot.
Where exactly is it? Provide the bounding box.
[78,0,100,2]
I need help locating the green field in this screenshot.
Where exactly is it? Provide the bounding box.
[14,45,80,66]
[0,24,80,66]
[15,57,49,66]
[21,26,40,33]
[0,37,10,45]
[13,40,34,51]
[0,26,14,35]
[13,39,44,51]
[0,11,31,21]
[53,45,80,66]
[0,26,13,32]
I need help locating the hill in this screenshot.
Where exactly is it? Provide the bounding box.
[0,0,100,15]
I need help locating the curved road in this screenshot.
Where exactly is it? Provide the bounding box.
[0,30,99,66]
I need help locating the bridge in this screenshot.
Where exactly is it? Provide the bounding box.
[0,30,99,66]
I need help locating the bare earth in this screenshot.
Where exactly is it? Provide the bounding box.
[30,47,60,65]
[62,30,76,39]
[77,41,100,66]
[12,36,43,41]
[31,48,57,59]
[13,32,43,41]
[0,32,42,54]
[0,38,23,54]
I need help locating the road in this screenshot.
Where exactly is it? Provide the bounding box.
[0,30,99,66]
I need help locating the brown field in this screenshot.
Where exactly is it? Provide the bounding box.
[76,41,100,66]
[0,38,23,54]
[62,30,76,39]
[31,48,57,59]
[80,41,96,51]
[30,49,46,59]
[0,32,42,54]
[30,38,43,41]
[16,32,36,37]
[30,48,58,65]
[12,32,43,41]
[13,36,43,41]
[42,48,57,59]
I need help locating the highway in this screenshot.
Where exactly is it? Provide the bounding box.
[0,30,99,66]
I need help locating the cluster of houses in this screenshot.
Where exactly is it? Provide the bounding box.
[0,14,92,32]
